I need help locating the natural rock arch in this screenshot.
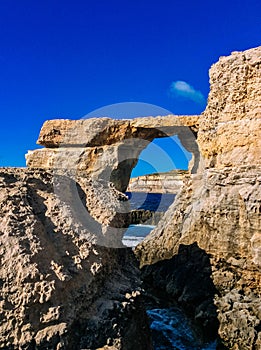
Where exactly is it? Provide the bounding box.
[26,115,201,192]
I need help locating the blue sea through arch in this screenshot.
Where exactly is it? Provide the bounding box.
[122,191,176,247]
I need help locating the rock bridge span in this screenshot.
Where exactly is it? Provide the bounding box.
[26,115,200,192]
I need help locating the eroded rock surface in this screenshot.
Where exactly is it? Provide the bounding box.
[136,46,261,349]
[199,47,261,169]
[26,116,200,192]
[0,168,151,349]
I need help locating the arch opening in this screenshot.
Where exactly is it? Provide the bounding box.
[122,131,195,248]
[131,135,192,178]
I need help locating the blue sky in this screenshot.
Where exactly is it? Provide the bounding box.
[0,1,260,175]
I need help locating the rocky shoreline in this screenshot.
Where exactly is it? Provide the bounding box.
[0,46,260,349]
[129,209,164,226]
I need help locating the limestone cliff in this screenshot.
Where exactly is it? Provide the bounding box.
[127,170,187,193]
[136,46,261,349]
[198,48,261,169]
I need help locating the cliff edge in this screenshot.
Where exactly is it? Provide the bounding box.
[136,46,261,349]
[127,170,187,193]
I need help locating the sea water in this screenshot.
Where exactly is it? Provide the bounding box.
[122,192,175,247]
[122,224,156,247]
[147,308,217,350]
[125,191,175,212]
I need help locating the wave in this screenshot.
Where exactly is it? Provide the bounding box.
[128,224,156,228]
[122,224,155,247]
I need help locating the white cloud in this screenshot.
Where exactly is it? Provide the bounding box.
[169,80,206,105]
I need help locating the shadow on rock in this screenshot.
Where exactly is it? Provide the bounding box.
[140,242,225,348]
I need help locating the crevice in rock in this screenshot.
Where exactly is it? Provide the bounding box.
[139,243,224,348]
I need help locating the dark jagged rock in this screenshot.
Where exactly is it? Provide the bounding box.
[141,243,220,345]
[129,209,164,226]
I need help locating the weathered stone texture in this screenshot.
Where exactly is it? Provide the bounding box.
[0,168,151,349]
[136,46,261,349]
[26,116,200,191]
[36,115,199,148]
[198,47,261,169]
[137,166,261,265]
